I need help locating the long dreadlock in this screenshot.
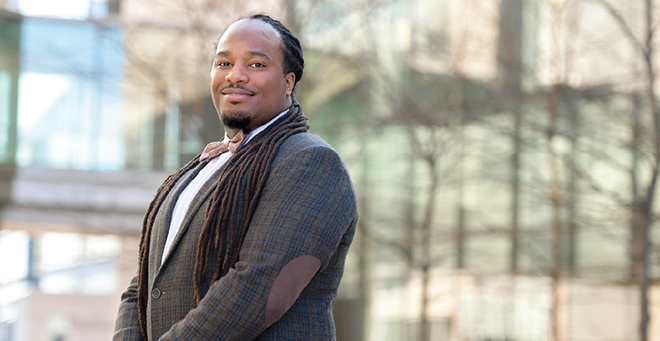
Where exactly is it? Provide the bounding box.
[135,14,307,339]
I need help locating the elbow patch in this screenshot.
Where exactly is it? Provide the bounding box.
[265,255,321,327]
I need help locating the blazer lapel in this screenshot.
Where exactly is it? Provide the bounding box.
[149,162,207,275]
[159,162,227,267]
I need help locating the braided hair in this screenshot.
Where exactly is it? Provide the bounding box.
[135,15,306,339]
[248,14,304,95]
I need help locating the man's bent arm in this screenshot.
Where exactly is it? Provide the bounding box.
[114,273,144,341]
[265,254,321,326]
[159,141,357,340]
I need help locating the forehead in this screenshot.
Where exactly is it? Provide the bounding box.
[216,19,283,57]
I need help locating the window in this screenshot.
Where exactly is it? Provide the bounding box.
[17,0,111,20]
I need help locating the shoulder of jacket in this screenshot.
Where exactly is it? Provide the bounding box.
[279,132,335,153]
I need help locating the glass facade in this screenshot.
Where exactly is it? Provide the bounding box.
[0,231,119,296]
[0,15,20,165]
[0,71,13,164]
[17,18,125,170]
[38,232,120,296]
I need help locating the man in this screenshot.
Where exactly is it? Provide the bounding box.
[113,14,358,341]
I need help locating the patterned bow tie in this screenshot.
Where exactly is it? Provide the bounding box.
[200,130,252,161]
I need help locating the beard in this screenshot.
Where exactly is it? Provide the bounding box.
[220,110,251,130]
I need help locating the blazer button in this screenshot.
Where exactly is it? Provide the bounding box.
[151,288,162,299]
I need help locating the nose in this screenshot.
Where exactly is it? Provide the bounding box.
[225,64,248,84]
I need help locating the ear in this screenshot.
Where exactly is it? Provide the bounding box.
[285,72,295,96]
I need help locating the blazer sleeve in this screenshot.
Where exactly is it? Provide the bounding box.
[113,273,144,341]
[159,143,357,340]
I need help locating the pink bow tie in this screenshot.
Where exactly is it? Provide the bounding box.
[200,130,251,161]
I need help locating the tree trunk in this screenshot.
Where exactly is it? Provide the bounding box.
[356,134,371,341]
[639,1,657,339]
[547,83,563,341]
[420,152,439,341]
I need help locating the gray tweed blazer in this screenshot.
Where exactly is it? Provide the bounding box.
[113,132,358,341]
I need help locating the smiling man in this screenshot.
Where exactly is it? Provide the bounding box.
[113,14,358,341]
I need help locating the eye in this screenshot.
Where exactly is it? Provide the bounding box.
[250,62,266,68]
[217,61,231,67]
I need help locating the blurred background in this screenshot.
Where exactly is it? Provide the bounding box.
[0,0,658,340]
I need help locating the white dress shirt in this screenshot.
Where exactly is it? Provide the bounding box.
[161,109,289,263]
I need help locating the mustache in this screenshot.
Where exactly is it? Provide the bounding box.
[221,83,255,95]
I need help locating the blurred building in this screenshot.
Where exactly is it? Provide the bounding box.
[295,1,660,341]
[1,0,659,341]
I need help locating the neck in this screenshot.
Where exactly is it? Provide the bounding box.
[225,127,241,139]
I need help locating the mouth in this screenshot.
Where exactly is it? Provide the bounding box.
[220,87,255,103]
[221,85,255,95]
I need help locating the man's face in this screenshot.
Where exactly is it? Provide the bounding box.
[210,19,295,134]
